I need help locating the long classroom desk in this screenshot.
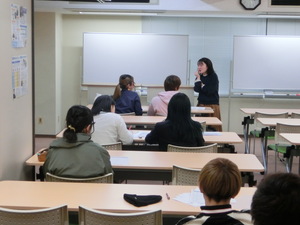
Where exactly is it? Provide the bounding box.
[240,108,300,154]
[0,180,256,222]
[26,151,264,182]
[279,133,300,174]
[255,118,300,174]
[132,130,243,144]
[122,115,222,126]
[142,105,214,115]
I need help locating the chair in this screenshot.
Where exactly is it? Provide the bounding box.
[0,205,68,225]
[46,172,114,183]
[249,112,289,153]
[79,206,162,225]
[167,143,218,153]
[267,123,300,172]
[102,142,122,150]
[200,121,206,132]
[172,165,201,186]
[291,112,300,118]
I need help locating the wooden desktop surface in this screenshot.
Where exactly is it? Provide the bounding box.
[256,118,300,127]
[132,130,242,144]
[240,108,300,116]
[0,181,256,215]
[280,133,300,145]
[142,105,214,114]
[26,151,264,173]
[122,116,222,126]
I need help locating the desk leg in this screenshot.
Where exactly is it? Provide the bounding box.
[259,128,273,175]
[242,116,254,154]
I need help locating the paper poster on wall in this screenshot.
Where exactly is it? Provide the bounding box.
[12,55,28,99]
[11,4,28,48]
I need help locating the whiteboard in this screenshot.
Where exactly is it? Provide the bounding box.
[232,36,300,91]
[83,33,189,85]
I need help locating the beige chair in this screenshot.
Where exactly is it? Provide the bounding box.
[268,123,300,172]
[46,172,113,183]
[291,112,300,118]
[79,206,162,225]
[0,205,68,225]
[250,112,289,153]
[167,143,218,153]
[102,142,122,150]
[172,165,201,186]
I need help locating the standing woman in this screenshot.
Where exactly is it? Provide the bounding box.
[145,93,205,151]
[43,105,112,178]
[194,57,222,131]
[113,74,143,115]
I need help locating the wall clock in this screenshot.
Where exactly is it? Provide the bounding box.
[240,0,261,10]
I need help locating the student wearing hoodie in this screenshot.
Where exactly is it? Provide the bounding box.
[147,75,181,116]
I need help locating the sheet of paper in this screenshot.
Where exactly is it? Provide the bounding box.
[132,131,150,139]
[203,132,221,136]
[174,188,236,207]
[191,106,205,110]
[110,157,129,166]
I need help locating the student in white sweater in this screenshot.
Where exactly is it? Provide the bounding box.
[91,95,133,145]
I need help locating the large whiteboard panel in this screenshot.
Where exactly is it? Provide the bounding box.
[233,36,300,91]
[83,33,189,85]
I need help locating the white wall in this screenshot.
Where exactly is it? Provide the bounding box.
[0,0,33,180]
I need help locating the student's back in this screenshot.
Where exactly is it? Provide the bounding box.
[43,105,112,178]
[113,74,142,115]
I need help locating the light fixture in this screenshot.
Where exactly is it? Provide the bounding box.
[78,11,158,16]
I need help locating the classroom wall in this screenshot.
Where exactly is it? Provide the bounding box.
[34,6,300,135]
[0,0,33,180]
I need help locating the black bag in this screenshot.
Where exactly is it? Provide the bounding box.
[123,193,162,207]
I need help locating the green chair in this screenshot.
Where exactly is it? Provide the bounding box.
[249,112,288,154]
[267,123,300,172]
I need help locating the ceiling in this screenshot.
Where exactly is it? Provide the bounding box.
[34,0,300,19]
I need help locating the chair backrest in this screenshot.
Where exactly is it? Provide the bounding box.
[0,205,68,225]
[274,123,300,145]
[46,172,113,183]
[119,112,135,116]
[172,165,201,186]
[254,112,289,128]
[291,112,300,118]
[79,206,162,225]
[167,143,218,153]
[102,142,122,150]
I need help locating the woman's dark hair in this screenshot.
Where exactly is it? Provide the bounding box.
[113,74,134,100]
[91,95,115,116]
[164,75,181,91]
[197,57,216,75]
[63,105,93,143]
[167,93,203,144]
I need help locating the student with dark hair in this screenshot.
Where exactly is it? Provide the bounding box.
[147,75,181,116]
[145,93,204,151]
[251,173,300,225]
[176,158,252,225]
[43,105,112,178]
[112,74,143,115]
[91,95,133,145]
[194,57,222,131]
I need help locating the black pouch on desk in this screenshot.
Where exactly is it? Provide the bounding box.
[123,193,162,207]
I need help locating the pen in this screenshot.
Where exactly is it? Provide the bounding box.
[166,192,170,200]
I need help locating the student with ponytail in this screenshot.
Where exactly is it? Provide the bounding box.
[112,74,143,115]
[43,105,112,178]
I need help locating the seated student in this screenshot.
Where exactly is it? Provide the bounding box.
[112,74,143,115]
[176,158,252,225]
[145,93,204,151]
[91,95,133,145]
[147,75,181,116]
[251,173,300,225]
[43,105,113,178]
